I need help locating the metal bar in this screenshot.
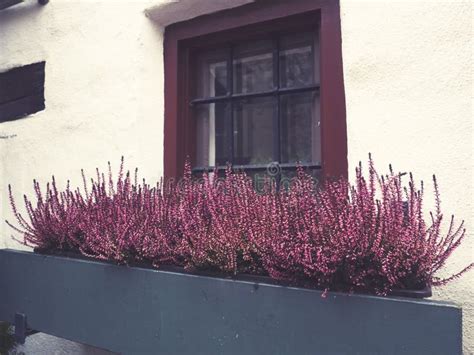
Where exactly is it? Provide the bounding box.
[232,90,278,101]
[14,313,26,344]
[273,37,281,164]
[273,36,282,188]
[279,162,322,170]
[190,85,320,106]
[192,162,322,173]
[190,95,230,105]
[311,27,316,85]
[229,45,234,164]
[193,164,270,173]
[277,85,320,95]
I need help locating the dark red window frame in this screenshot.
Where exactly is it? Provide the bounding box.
[164,0,347,181]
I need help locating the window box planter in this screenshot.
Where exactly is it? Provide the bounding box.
[0,249,462,355]
[33,248,434,300]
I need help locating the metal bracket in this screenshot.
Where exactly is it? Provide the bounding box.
[0,0,48,11]
[14,313,27,344]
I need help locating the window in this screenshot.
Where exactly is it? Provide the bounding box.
[192,31,321,183]
[164,0,347,181]
[0,62,45,123]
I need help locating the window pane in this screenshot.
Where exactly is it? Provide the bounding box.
[196,49,228,98]
[279,32,317,88]
[280,92,321,164]
[233,97,275,165]
[233,40,274,94]
[195,103,230,167]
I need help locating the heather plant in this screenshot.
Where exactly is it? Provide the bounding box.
[7,159,182,267]
[6,157,473,296]
[75,162,181,265]
[252,158,473,294]
[176,164,262,274]
[6,178,86,252]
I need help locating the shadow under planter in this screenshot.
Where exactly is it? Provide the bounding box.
[0,249,462,355]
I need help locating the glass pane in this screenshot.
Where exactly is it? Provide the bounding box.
[195,103,230,167]
[280,92,321,164]
[233,96,275,165]
[233,40,274,94]
[196,48,228,98]
[279,32,318,88]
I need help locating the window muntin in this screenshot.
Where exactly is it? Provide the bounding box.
[192,30,321,180]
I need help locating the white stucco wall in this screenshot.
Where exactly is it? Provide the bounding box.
[340,1,473,353]
[0,0,166,250]
[0,0,472,353]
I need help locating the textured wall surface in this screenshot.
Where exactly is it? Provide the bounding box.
[340,1,473,353]
[0,0,472,353]
[0,0,165,249]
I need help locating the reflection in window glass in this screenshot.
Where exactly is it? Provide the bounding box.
[279,32,318,88]
[196,49,228,98]
[280,92,320,164]
[233,40,274,94]
[233,97,275,165]
[195,103,230,167]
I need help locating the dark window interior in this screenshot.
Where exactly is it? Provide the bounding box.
[191,31,320,182]
[0,61,45,123]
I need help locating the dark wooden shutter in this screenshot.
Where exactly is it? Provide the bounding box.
[0,61,45,123]
[0,0,23,11]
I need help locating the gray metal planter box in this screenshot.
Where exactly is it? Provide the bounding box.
[0,249,462,355]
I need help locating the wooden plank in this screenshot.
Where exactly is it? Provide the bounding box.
[0,62,45,123]
[0,79,44,104]
[0,93,45,123]
[0,0,23,11]
[0,62,45,103]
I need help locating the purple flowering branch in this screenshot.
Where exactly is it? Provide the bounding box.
[6,156,473,295]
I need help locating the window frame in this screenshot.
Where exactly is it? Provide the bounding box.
[164,0,347,181]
